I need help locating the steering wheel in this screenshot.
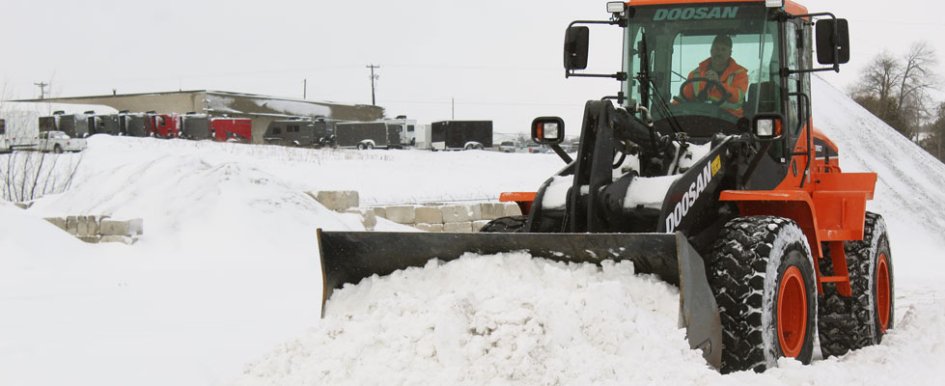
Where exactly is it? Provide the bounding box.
[678,77,731,106]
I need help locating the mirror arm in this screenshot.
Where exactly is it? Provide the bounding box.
[550,144,574,164]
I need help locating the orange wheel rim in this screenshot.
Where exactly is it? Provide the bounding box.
[877,253,891,333]
[777,266,808,357]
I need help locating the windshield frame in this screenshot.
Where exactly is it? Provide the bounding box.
[621,3,783,135]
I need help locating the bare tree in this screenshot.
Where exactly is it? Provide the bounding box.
[851,42,940,140]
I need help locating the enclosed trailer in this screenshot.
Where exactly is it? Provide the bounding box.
[335,120,404,149]
[90,113,121,135]
[180,113,211,140]
[430,120,493,150]
[118,111,148,137]
[210,117,252,142]
[263,118,335,147]
[146,113,180,138]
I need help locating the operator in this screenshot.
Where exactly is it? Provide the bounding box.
[680,35,749,118]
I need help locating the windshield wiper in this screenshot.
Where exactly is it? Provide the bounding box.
[636,32,685,137]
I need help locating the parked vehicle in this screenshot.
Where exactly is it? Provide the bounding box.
[210,117,252,142]
[178,114,252,142]
[498,141,516,152]
[118,111,148,137]
[430,120,493,150]
[180,113,212,140]
[89,113,121,135]
[263,117,335,147]
[36,130,87,153]
[39,111,93,138]
[146,112,180,138]
[335,120,406,149]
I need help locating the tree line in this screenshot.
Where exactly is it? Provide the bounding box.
[850,41,945,162]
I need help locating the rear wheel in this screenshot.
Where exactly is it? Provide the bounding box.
[818,212,894,357]
[708,216,817,373]
[53,144,64,154]
[479,216,527,233]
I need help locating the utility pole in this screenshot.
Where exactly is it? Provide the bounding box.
[34,82,49,100]
[366,64,380,106]
[303,78,307,100]
[451,97,455,119]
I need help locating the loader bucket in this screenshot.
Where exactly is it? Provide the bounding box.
[315,229,722,369]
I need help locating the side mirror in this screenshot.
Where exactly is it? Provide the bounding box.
[752,113,784,141]
[564,26,590,70]
[0,119,5,136]
[816,19,850,65]
[531,117,565,145]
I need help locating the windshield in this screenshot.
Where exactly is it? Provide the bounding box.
[625,4,780,137]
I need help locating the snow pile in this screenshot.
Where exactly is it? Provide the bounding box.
[233,254,719,385]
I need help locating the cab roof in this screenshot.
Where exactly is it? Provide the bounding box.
[624,0,809,16]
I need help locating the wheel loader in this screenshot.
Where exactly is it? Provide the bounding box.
[316,0,894,373]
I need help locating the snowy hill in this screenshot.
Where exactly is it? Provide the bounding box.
[1,76,944,385]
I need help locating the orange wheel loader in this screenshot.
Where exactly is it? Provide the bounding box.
[317,0,893,373]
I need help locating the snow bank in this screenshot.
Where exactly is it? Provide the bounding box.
[232,254,721,385]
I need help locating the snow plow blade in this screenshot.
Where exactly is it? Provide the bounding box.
[315,229,721,368]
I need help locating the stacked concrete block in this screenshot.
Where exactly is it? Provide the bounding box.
[385,206,416,224]
[44,216,142,244]
[309,190,359,212]
[415,206,443,224]
[443,222,473,233]
[441,205,472,223]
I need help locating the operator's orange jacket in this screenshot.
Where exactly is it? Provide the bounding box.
[681,58,749,117]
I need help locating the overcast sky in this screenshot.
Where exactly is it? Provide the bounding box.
[1,0,943,134]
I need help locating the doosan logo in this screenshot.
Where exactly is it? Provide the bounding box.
[653,7,739,21]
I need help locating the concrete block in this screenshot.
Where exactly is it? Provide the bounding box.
[415,206,443,224]
[466,203,482,221]
[372,207,387,219]
[503,202,523,217]
[66,216,79,235]
[473,220,491,232]
[309,191,359,212]
[101,235,136,245]
[443,222,473,233]
[441,205,471,223]
[479,203,503,220]
[415,223,444,233]
[77,216,90,237]
[45,217,67,231]
[385,206,416,224]
[100,218,144,237]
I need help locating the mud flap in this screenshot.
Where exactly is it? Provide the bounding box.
[316,229,721,368]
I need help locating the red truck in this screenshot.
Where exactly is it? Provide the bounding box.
[146,113,181,138]
[179,114,252,142]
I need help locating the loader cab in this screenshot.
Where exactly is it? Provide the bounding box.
[566,0,848,188]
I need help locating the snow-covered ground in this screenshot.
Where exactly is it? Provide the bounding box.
[1,76,943,385]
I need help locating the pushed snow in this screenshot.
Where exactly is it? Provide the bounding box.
[233,254,717,385]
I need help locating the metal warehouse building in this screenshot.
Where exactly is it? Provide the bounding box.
[16,90,385,143]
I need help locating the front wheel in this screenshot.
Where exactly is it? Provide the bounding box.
[478,216,527,233]
[818,212,894,357]
[708,216,817,373]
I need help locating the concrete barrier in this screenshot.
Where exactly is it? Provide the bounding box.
[45,216,142,244]
[308,190,359,212]
[306,191,528,233]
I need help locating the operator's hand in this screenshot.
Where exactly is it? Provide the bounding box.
[705,70,720,82]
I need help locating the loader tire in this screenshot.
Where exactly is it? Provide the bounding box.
[708,216,817,373]
[818,212,894,358]
[478,216,527,233]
